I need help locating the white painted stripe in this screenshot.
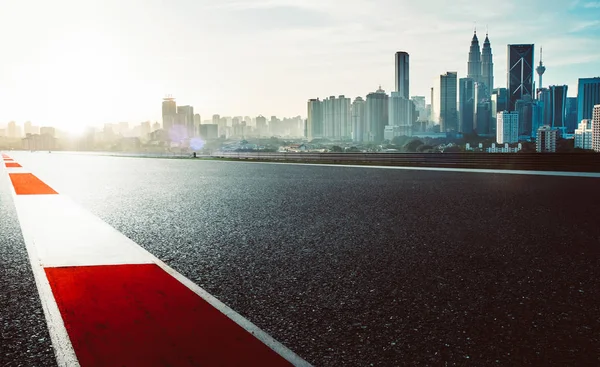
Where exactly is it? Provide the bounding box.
[5,167,31,173]
[13,195,154,268]
[213,159,600,178]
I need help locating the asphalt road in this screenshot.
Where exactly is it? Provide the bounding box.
[1,152,600,366]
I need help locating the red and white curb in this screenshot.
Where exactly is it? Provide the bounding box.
[1,153,311,367]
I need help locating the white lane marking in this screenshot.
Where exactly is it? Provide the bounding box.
[1,161,80,367]
[212,159,600,178]
[14,195,154,268]
[5,167,31,173]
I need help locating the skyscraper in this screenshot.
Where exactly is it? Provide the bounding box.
[433,72,458,132]
[481,33,494,97]
[177,105,194,138]
[507,44,535,111]
[459,78,475,133]
[388,92,415,137]
[365,86,389,142]
[565,97,578,133]
[307,98,323,140]
[536,47,546,91]
[162,96,177,131]
[351,97,366,142]
[467,31,482,85]
[549,85,568,131]
[395,52,409,98]
[322,95,351,141]
[497,111,519,144]
[577,78,600,123]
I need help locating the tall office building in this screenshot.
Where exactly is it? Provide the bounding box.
[537,88,552,126]
[307,98,324,140]
[395,52,409,98]
[162,96,177,131]
[467,31,482,85]
[365,86,389,143]
[497,111,519,144]
[256,115,268,136]
[565,97,578,133]
[351,97,366,142]
[459,78,475,133]
[432,72,458,132]
[548,85,568,131]
[515,94,535,137]
[577,78,600,123]
[491,88,508,114]
[411,96,427,121]
[481,33,494,97]
[592,105,600,152]
[322,95,351,141]
[507,44,535,111]
[177,105,194,138]
[388,92,415,137]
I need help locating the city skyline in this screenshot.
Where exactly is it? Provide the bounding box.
[0,0,599,131]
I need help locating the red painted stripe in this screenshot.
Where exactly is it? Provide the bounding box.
[45,264,292,367]
[9,173,58,195]
[5,162,22,168]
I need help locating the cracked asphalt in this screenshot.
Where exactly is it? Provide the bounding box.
[1,151,599,366]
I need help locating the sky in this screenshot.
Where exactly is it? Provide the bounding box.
[0,0,599,132]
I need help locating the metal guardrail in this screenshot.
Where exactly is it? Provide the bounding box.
[210,152,600,173]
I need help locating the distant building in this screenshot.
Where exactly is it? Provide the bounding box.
[322,95,351,140]
[365,86,389,142]
[40,127,56,137]
[515,95,535,138]
[388,91,415,137]
[467,31,482,85]
[497,111,519,144]
[177,105,194,138]
[481,33,494,97]
[162,96,177,131]
[507,44,535,111]
[351,97,366,142]
[199,124,219,140]
[577,78,600,123]
[395,51,410,98]
[549,85,568,131]
[411,96,427,122]
[536,125,558,152]
[256,115,268,136]
[492,88,508,113]
[592,105,600,152]
[459,77,475,134]
[432,72,458,132]
[574,120,593,150]
[307,98,324,140]
[22,133,56,151]
[565,97,578,133]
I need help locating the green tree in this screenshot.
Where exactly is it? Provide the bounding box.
[403,139,424,152]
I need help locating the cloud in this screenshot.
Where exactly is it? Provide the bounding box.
[583,1,600,7]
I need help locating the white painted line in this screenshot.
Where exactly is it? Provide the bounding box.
[5,167,31,173]
[13,195,154,268]
[212,159,600,178]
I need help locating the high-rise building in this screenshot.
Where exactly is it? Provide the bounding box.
[459,78,475,133]
[176,105,194,138]
[322,95,351,140]
[7,121,17,138]
[351,97,366,142]
[467,31,482,85]
[548,85,568,131]
[162,96,177,131]
[577,78,600,123]
[481,33,494,97]
[565,97,578,133]
[507,44,535,111]
[388,92,415,137]
[432,72,458,132]
[515,94,535,138]
[256,115,268,136]
[536,47,546,91]
[592,105,600,152]
[365,86,389,142]
[411,96,427,121]
[536,125,558,152]
[497,111,519,144]
[307,98,324,140]
[574,120,593,150]
[395,52,409,98]
[537,88,552,126]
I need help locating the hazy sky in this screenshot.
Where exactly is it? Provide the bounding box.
[0,0,599,131]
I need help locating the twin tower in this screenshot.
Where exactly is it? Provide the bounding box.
[467,30,494,96]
